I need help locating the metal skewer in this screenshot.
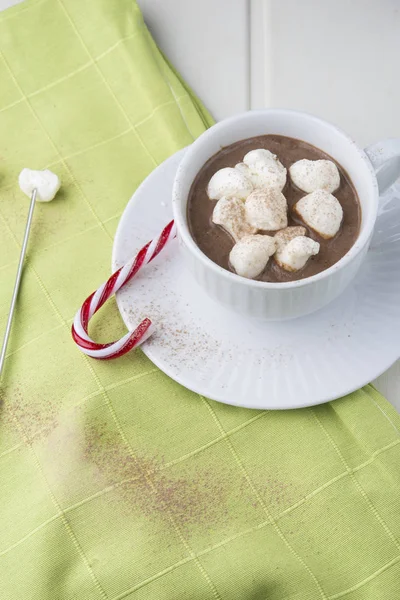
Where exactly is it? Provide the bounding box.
[0,188,37,378]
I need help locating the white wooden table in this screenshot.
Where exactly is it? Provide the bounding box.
[1,0,399,409]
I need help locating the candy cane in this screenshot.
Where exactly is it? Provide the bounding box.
[71,220,176,359]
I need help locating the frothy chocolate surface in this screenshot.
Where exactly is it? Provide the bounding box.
[187,135,361,282]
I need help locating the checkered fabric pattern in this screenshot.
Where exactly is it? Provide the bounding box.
[0,1,400,598]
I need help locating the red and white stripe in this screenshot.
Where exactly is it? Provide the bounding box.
[71,220,176,360]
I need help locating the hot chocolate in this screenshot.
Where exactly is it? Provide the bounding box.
[187,135,361,283]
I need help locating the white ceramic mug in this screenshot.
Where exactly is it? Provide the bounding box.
[172,109,400,320]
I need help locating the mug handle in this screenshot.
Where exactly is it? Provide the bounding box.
[364,138,400,195]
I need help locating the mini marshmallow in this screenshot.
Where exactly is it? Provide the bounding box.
[274,226,307,249]
[207,167,253,201]
[240,148,287,191]
[212,197,257,242]
[235,162,251,178]
[19,168,61,202]
[243,149,284,172]
[230,234,276,279]
[294,190,343,239]
[245,189,288,231]
[274,227,320,272]
[289,159,340,193]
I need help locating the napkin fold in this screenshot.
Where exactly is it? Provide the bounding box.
[0,1,399,599]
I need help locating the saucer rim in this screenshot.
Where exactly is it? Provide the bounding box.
[112,148,400,410]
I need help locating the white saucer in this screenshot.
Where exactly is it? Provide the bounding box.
[112,149,400,410]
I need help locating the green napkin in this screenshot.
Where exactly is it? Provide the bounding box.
[0,1,400,598]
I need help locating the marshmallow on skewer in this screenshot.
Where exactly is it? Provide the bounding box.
[289,159,340,193]
[294,190,343,239]
[19,168,61,202]
[274,226,320,272]
[230,234,276,279]
[0,169,61,378]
